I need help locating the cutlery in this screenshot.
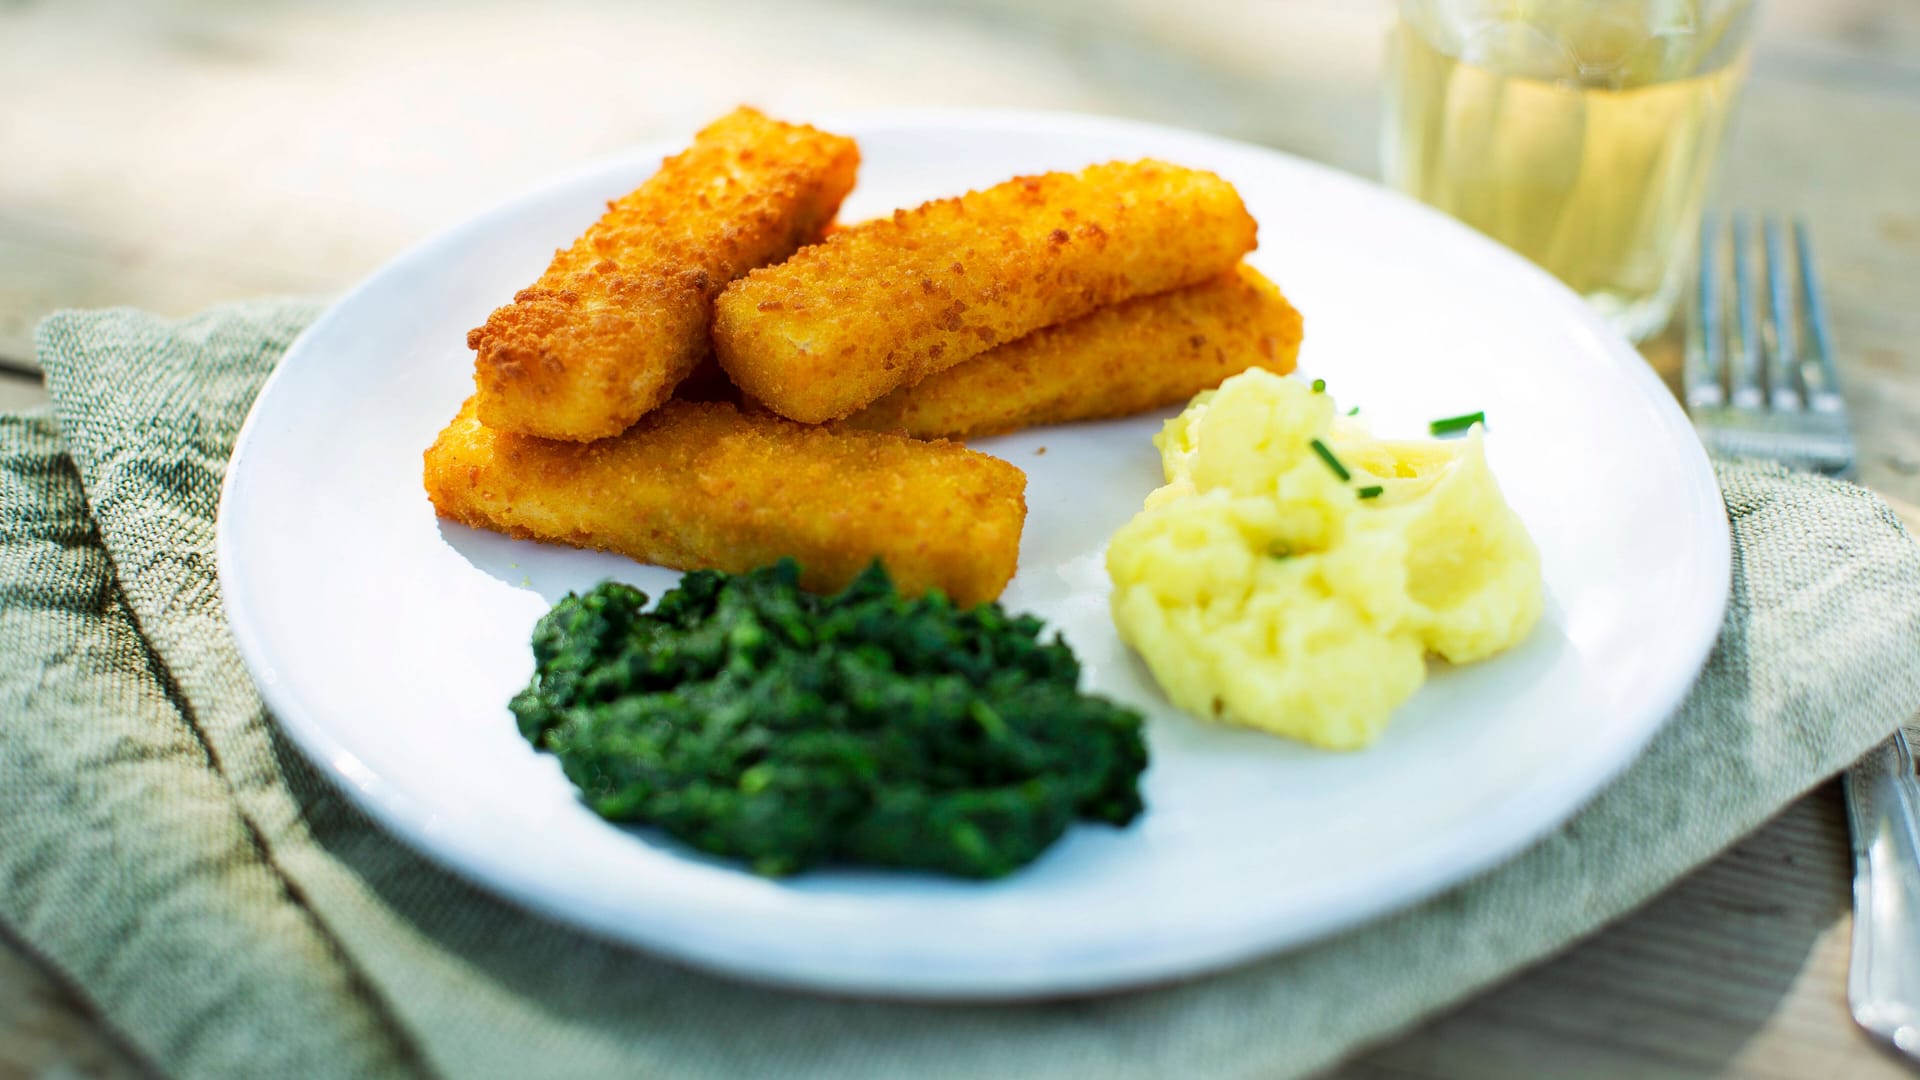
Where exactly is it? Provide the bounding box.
[1686,213,1920,1062]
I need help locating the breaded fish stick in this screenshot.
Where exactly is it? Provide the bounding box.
[469,107,859,441]
[424,399,1026,606]
[844,263,1301,439]
[713,159,1258,424]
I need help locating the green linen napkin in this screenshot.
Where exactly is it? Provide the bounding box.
[5,300,1920,1080]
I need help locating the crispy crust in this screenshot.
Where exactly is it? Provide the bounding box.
[469,107,859,441]
[423,398,1026,606]
[712,159,1258,423]
[843,264,1301,439]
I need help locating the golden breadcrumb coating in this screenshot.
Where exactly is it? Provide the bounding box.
[844,263,1301,439]
[712,159,1258,423]
[423,398,1026,606]
[469,106,859,441]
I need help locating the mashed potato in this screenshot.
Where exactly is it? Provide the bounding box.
[1106,369,1542,750]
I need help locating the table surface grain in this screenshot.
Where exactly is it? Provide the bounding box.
[3,1,1918,1075]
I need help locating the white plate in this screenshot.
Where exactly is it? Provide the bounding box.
[218,109,1729,999]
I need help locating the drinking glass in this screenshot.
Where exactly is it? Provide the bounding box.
[1383,0,1760,342]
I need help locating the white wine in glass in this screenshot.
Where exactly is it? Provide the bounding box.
[1383,0,1758,342]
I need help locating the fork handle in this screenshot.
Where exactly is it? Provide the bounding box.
[1845,729,1920,1060]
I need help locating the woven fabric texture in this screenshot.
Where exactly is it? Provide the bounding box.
[3,301,1918,1079]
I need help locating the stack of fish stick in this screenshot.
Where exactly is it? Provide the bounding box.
[425,107,1303,604]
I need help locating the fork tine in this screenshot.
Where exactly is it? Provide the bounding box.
[1729,213,1765,408]
[1687,214,1857,477]
[1684,212,1725,409]
[1763,218,1804,410]
[1794,219,1847,414]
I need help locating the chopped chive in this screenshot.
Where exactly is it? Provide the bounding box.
[1308,438,1350,482]
[1311,378,1326,393]
[1357,485,1384,500]
[1346,406,1359,416]
[1429,411,1485,436]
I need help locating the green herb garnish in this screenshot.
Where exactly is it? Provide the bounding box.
[510,559,1148,879]
[1311,378,1327,393]
[1309,438,1351,482]
[1346,406,1359,416]
[1429,411,1485,436]
[1357,485,1384,500]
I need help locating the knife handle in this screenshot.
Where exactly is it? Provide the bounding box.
[1845,729,1920,1062]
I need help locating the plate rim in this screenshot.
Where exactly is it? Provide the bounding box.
[216,106,1733,998]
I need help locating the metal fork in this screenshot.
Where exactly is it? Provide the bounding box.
[1686,213,1920,1062]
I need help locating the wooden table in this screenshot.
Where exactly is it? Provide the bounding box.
[4,1,1917,1075]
